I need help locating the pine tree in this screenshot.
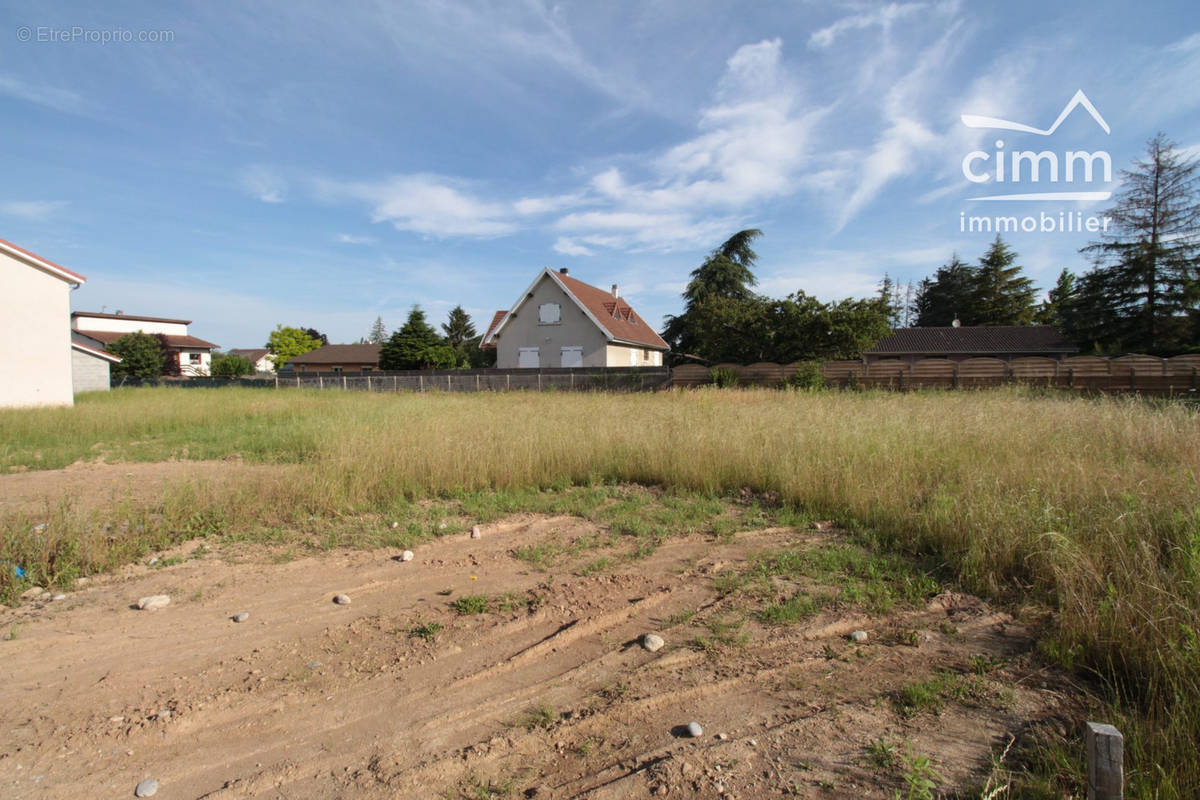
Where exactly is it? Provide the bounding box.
[914,255,980,326]
[1036,269,1076,327]
[379,306,442,370]
[441,306,476,347]
[1081,133,1200,353]
[973,236,1038,325]
[367,316,387,344]
[662,229,763,359]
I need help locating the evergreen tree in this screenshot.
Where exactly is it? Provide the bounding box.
[662,229,763,359]
[379,306,443,370]
[108,331,167,380]
[973,236,1038,325]
[1036,269,1077,327]
[914,255,980,326]
[441,306,476,347]
[367,316,387,345]
[1081,133,1200,353]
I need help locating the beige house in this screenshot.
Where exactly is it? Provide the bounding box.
[482,268,669,368]
[72,311,218,376]
[0,238,87,407]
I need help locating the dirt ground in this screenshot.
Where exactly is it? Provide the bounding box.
[0,468,1078,799]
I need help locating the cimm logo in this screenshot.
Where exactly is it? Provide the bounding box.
[960,90,1112,202]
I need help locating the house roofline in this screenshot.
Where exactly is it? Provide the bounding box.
[0,238,87,285]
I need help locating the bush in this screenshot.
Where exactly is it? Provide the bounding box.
[108,332,167,380]
[709,367,739,388]
[210,353,253,378]
[787,361,828,391]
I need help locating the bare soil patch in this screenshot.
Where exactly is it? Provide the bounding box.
[0,512,1077,799]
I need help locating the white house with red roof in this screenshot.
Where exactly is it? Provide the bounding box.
[481,268,669,369]
[72,311,219,376]
[0,238,90,407]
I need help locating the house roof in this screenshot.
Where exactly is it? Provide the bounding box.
[230,348,269,362]
[71,340,122,363]
[479,310,507,349]
[0,238,87,284]
[288,343,381,364]
[72,311,191,325]
[866,325,1079,356]
[485,268,669,350]
[74,329,219,350]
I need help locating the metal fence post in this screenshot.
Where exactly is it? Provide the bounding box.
[319,375,323,390]
[342,376,347,390]
[419,374,424,392]
[1086,722,1123,800]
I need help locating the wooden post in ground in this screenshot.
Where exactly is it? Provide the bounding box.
[319,375,323,390]
[1086,722,1123,800]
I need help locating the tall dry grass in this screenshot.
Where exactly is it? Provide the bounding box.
[2,386,1198,795]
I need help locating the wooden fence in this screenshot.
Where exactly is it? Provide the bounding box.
[672,355,1200,396]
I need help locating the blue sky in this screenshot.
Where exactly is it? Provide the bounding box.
[2,1,1198,348]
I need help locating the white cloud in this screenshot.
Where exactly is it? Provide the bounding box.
[336,233,375,244]
[808,3,927,49]
[552,237,594,256]
[514,193,586,215]
[240,166,287,203]
[0,200,68,221]
[317,173,516,237]
[0,74,84,114]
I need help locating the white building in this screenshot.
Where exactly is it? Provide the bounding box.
[72,311,218,376]
[228,348,275,373]
[0,238,87,407]
[71,333,122,393]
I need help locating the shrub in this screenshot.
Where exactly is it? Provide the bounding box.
[709,367,739,387]
[787,361,828,391]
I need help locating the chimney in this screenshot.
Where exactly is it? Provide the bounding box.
[611,284,619,298]
[558,267,568,275]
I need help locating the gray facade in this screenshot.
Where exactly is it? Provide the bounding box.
[71,347,112,393]
[493,274,611,369]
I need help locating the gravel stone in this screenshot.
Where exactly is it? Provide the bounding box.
[333,594,351,605]
[685,721,703,738]
[399,550,414,562]
[470,525,482,539]
[849,630,868,643]
[52,593,66,601]
[137,595,170,611]
[642,633,665,652]
[231,612,249,623]
[134,778,158,797]
[715,732,728,741]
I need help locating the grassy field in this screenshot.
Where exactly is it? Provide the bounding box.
[2,386,1199,797]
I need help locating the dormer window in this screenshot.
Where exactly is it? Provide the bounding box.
[539,303,561,324]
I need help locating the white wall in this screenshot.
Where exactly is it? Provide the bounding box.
[0,250,74,407]
[71,315,187,336]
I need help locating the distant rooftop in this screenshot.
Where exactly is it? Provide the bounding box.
[72,311,191,325]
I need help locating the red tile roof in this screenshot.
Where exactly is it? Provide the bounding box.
[553,271,668,350]
[480,310,507,349]
[0,238,87,283]
[75,329,219,350]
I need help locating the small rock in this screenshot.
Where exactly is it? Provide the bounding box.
[134,778,158,797]
[399,550,414,562]
[715,782,726,794]
[156,709,171,721]
[109,715,125,723]
[470,525,482,539]
[52,593,66,601]
[748,739,757,747]
[147,557,159,566]
[20,586,44,600]
[137,595,170,611]
[391,521,399,529]
[231,612,250,623]
[642,633,665,652]
[438,522,447,531]
[849,630,868,643]
[333,594,351,605]
[75,577,88,586]
[715,732,728,741]
[685,721,703,738]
